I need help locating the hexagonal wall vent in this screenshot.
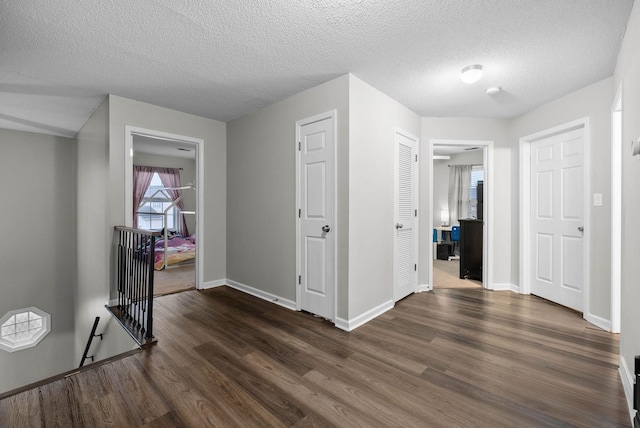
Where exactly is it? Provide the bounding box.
[0,307,51,353]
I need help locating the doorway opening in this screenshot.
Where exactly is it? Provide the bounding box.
[124,126,205,294]
[519,118,590,316]
[429,139,492,290]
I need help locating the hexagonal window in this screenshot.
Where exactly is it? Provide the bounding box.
[0,307,50,353]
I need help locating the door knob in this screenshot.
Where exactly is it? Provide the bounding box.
[395,223,403,229]
[578,226,584,232]
[322,225,331,233]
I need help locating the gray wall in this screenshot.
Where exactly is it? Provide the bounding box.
[109,95,227,284]
[509,77,613,322]
[347,75,421,318]
[0,129,76,393]
[420,118,511,288]
[75,98,138,367]
[227,75,350,316]
[133,152,197,235]
[614,0,640,394]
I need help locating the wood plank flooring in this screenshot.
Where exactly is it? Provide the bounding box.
[0,286,630,427]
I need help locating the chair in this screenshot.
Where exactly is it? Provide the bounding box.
[449,226,460,260]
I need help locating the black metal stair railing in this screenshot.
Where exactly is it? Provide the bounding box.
[79,316,103,367]
[107,226,160,346]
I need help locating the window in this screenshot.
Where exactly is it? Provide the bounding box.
[468,166,484,219]
[0,307,51,353]
[137,172,177,231]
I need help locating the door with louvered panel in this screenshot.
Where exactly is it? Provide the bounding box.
[393,129,419,302]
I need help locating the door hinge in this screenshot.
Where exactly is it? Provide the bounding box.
[298,208,301,218]
[298,141,301,151]
[298,275,301,285]
[415,209,417,217]
[415,154,418,162]
[414,264,417,271]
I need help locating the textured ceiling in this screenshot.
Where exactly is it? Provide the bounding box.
[0,0,634,138]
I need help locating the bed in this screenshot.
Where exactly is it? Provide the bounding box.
[152,234,196,271]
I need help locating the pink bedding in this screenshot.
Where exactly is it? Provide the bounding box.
[153,236,196,270]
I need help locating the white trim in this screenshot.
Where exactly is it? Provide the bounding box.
[611,82,623,334]
[334,299,394,332]
[295,110,338,321]
[202,279,227,289]
[620,355,636,425]
[124,126,205,291]
[226,279,297,311]
[488,283,516,292]
[417,284,433,292]
[519,118,591,318]
[584,313,611,332]
[429,139,494,290]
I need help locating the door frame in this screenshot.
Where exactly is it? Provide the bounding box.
[428,139,493,290]
[124,126,205,290]
[519,118,590,316]
[611,82,623,333]
[393,127,419,301]
[295,110,337,320]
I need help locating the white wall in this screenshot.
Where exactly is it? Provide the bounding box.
[432,150,484,226]
[109,95,227,284]
[509,77,613,323]
[133,152,197,235]
[0,129,77,394]
[226,75,350,316]
[420,118,511,289]
[347,75,421,319]
[614,0,640,414]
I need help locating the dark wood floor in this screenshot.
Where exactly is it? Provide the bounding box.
[0,286,630,427]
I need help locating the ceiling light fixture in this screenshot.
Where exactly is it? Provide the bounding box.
[461,64,483,84]
[486,86,501,95]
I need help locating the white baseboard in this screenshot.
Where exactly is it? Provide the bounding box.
[584,312,611,332]
[619,355,636,425]
[225,279,297,311]
[202,278,226,289]
[334,299,394,332]
[488,283,515,291]
[509,283,520,293]
[417,283,433,292]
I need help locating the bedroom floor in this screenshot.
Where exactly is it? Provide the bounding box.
[433,258,482,289]
[153,264,195,296]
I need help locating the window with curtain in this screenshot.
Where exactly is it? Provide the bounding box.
[137,173,178,230]
[468,165,484,219]
[133,165,189,235]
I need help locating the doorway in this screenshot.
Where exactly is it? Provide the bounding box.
[519,118,589,313]
[296,111,336,321]
[124,126,205,292]
[429,139,492,290]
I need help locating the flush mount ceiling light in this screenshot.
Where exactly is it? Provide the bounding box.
[486,86,501,95]
[461,64,483,84]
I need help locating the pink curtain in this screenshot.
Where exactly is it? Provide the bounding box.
[157,168,189,236]
[133,166,155,228]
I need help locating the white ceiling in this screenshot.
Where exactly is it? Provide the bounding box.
[133,134,196,160]
[0,0,634,138]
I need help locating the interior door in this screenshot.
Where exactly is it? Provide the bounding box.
[393,129,418,301]
[530,128,584,311]
[297,112,335,320]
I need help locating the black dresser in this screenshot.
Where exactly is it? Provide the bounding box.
[459,219,483,281]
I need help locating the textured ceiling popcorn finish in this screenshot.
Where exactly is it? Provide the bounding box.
[0,0,634,137]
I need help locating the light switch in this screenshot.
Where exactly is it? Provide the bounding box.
[593,193,603,207]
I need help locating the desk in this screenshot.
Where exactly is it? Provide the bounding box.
[433,226,453,260]
[434,226,452,243]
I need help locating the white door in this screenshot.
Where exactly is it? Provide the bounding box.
[297,112,335,320]
[530,128,584,311]
[394,129,419,301]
